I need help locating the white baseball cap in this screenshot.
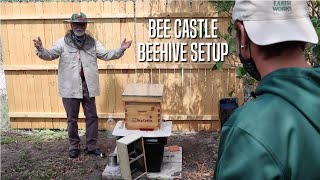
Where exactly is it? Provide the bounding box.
[232,0,319,46]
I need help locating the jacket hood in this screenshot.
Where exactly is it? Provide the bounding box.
[255,67,320,131]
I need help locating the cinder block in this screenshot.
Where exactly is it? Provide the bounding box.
[102,147,183,180]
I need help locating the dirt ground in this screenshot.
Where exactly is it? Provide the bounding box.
[1,130,220,180]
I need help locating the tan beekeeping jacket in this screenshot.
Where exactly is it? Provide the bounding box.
[36,36,124,98]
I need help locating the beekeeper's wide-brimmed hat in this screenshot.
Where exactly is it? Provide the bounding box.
[64,12,93,23]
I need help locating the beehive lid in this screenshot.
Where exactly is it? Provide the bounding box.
[113,121,172,137]
[122,83,164,97]
[116,133,143,145]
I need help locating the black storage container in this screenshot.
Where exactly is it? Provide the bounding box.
[143,137,167,172]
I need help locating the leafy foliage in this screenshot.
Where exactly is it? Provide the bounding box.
[235,66,246,79]
[1,94,9,129]
[210,0,320,97]
[308,15,320,66]
[209,0,234,15]
[212,61,223,71]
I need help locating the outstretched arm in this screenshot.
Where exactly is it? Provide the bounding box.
[96,38,132,61]
[33,36,62,60]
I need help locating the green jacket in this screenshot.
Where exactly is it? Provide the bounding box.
[214,67,320,180]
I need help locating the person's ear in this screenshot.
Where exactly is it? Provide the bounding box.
[84,23,87,30]
[70,23,74,30]
[234,21,250,59]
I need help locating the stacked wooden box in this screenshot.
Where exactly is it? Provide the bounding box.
[122,84,164,130]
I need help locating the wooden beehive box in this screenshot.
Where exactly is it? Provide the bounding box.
[122,83,164,130]
[117,134,147,180]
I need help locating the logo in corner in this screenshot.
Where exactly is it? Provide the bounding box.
[273,1,292,11]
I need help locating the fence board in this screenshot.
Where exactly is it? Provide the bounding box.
[45,118,54,129]
[35,20,46,65]
[106,69,116,113]
[68,2,79,14]
[10,118,18,129]
[4,71,15,113]
[18,72,28,112]
[203,68,212,115]
[30,21,38,65]
[31,119,44,129]
[48,72,58,113]
[112,19,122,63]
[6,22,16,65]
[176,69,184,114]
[103,1,112,15]
[115,70,125,113]
[1,21,10,65]
[40,71,52,113]
[164,69,176,114]
[33,72,45,113]
[26,71,37,112]
[96,72,104,114]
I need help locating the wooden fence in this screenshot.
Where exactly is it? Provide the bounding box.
[0,1,243,131]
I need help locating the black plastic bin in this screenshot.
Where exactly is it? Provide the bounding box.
[143,137,167,172]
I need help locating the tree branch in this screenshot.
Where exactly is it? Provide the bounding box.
[308,1,320,18]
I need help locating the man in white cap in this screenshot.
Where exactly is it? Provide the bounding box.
[33,12,132,158]
[214,0,320,179]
